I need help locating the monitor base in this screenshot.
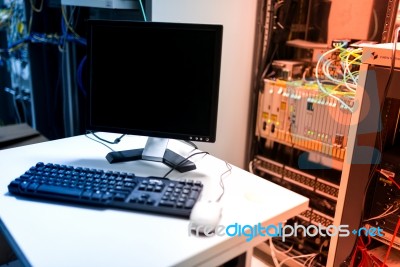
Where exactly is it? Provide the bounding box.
[105,148,196,173]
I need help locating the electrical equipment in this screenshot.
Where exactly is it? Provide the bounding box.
[362,43,400,68]
[298,209,334,229]
[369,245,400,265]
[364,225,400,251]
[1,0,34,126]
[354,62,400,240]
[367,148,400,238]
[253,44,364,267]
[271,60,305,80]
[252,1,398,265]
[61,0,138,9]
[256,79,352,160]
[282,217,331,255]
[253,155,338,218]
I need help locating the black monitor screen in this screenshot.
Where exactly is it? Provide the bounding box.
[87,19,223,143]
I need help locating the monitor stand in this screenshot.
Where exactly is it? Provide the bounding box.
[105,137,196,173]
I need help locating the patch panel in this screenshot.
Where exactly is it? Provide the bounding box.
[297,208,334,228]
[284,165,316,191]
[254,168,336,217]
[253,155,337,218]
[252,155,284,177]
[254,155,339,201]
[315,178,339,201]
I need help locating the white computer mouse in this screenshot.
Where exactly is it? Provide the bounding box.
[189,200,222,235]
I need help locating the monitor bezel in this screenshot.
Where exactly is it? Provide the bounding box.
[86,19,223,143]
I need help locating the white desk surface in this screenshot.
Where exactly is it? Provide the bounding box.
[0,133,308,267]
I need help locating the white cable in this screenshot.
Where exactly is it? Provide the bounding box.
[315,46,354,112]
[268,238,281,267]
[319,48,358,93]
[303,254,313,267]
[216,161,232,202]
[302,67,311,82]
[273,241,294,254]
[278,252,318,267]
[364,205,399,222]
[318,46,359,93]
[369,8,378,40]
[321,59,347,86]
[248,160,254,173]
[305,253,318,267]
[269,230,317,266]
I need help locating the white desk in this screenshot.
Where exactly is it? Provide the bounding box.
[0,133,308,267]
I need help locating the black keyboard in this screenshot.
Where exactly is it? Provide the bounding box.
[7,162,203,218]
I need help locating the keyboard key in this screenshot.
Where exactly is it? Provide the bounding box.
[189,191,199,200]
[27,183,40,192]
[159,200,175,207]
[114,193,127,201]
[184,199,195,209]
[20,181,30,191]
[37,184,83,198]
[82,190,93,199]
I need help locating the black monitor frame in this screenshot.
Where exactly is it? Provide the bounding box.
[86,19,223,172]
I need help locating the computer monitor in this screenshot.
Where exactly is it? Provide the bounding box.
[86,19,223,172]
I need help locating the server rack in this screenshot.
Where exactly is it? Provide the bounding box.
[251,44,400,267]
